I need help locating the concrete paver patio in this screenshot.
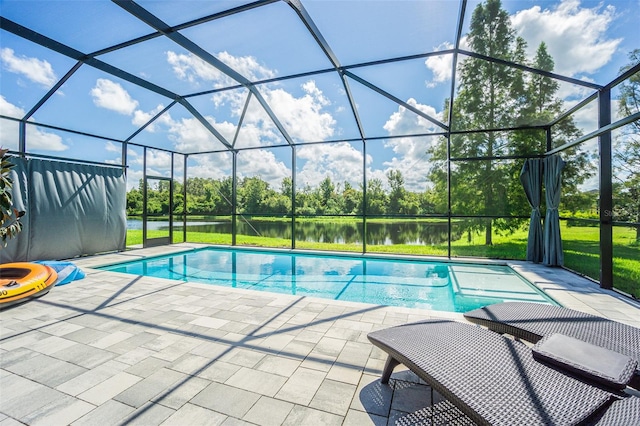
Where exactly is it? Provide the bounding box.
[1,243,639,425]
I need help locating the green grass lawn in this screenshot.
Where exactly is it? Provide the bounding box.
[126,222,639,298]
[561,225,640,298]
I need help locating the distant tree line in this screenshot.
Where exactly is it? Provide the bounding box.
[126,171,439,217]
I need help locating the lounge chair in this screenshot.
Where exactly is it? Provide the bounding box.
[463,302,640,389]
[367,319,640,426]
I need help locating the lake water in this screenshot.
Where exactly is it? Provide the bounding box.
[127,219,459,245]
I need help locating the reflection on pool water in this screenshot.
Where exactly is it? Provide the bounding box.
[98,247,556,313]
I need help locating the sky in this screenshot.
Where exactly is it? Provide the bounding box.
[0,0,638,192]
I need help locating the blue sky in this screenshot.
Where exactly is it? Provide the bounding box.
[1,0,638,191]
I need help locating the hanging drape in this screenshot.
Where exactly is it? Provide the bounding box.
[520,158,543,263]
[0,157,126,263]
[543,155,565,266]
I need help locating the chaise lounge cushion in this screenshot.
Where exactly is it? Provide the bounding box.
[463,301,640,390]
[532,333,637,390]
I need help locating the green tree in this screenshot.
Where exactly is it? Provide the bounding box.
[341,181,362,215]
[427,0,590,246]
[145,180,170,215]
[126,188,143,215]
[185,177,207,213]
[295,184,317,216]
[216,176,234,214]
[173,181,184,215]
[318,177,335,204]
[419,188,438,214]
[281,177,292,199]
[0,148,24,245]
[512,42,589,218]
[400,191,420,215]
[238,176,269,214]
[523,42,559,121]
[316,176,341,214]
[387,170,405,215]
[263,192,290,214]
[447,0,518,245]
[614,49,640,241]
[527,44,590,215]
[366,178,388,215]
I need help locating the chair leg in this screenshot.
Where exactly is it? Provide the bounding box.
[381,355,400,384]
[629,374,640,391]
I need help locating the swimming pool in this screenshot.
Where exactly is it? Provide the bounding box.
[98,247,557,313]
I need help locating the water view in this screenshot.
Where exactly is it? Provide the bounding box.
[127,218,459,246]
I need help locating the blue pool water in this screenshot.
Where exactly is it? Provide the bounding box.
[98,247,556,313]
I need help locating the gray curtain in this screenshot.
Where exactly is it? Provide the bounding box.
[0,158,126,263]
[543,155,565,266]
[520,158,543,263]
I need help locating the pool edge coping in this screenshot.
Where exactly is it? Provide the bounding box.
[70,242,640,327]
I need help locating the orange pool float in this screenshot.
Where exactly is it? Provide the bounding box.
[0,262,57,308]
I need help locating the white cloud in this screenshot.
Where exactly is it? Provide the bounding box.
[124,149,185,191]
[151,51,411,189]
[235,122,279,148]
[556,77,596,101]
[144,149,173,177]
[123,149,143,190]
[164,52,338,153]
[96,52,331,156]
[375,99,445,191]
[383,98,442,135]
[0,96,67,151]
[365,166,389,189]
[511,0,621,76]
[125,168,143,191]
[187,152,233,180]
[425,1,621,84]
[207,118,237,145]
[297,142,364,188]
[218,51,276,82]
[167,51,227,85]
[105,141,121,153]
[166,50,275,88]
[576,140,599,191]
[209,79,338,147]
[0,117,20,150]
[424,39,470,86]
[133,104,167,132]
[87,79,173,135]
[379,144,434,192]
[211,88,247,112]
[166,115,228,153]
[568,98,599,134]
[237,149,290,188]
[90,79,139,115]
[25,126,67,151]
[264,81,336,142]
[160,50,339,153]
[301,80,329,106]
[0,47,57,88]
[130,103,236,154]
[425,45,454,87]
[0,94,24,119]
[105,157,124,166]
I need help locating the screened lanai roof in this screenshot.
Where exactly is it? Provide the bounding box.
[1,0,639,172]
